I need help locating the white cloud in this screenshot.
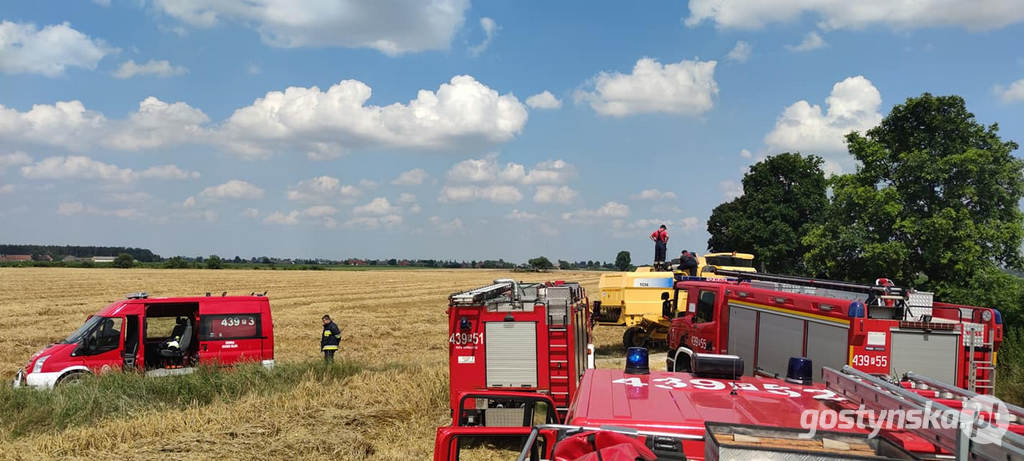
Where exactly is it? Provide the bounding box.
[0,184,13,194]
[56,201,141,219]
[242,208,260,218]
[994,78,1024,103]
[526,91,562,109]
[263,205,338,225]
[113,59,188,78]
[200,180,264,199]
[575,57,718,117]
[562,201,630,220]
[764,76,882,172]
[0,97,208,152]
[469,17,499,57]
[183,196,197,208]
[631,189,678,201]
[152,0,470,55]
[439,185,522,204]
[353,197,398,216]
[684,0,1024,31]
[447,155,575,185]
[533,185,578,204]
[719,180,743,200]
[398,192,417,204]
[247,63,262,75]
[430,216,464,233]
[392,168,429,186]
[219,75,527,158]
[0,21,116,76]
[787,32,827,52]
[344,214,403,230]
[138,164,201,180]
[93,0,111,6]
[0,100,108,151]
[679,216,700,231]
[507,209,539,221]
[20,155,198,183]
[739,149,753,159]
[725,41,751,62]
[0,152,31,172]
[286,176,361,203]
[106,192,153,203]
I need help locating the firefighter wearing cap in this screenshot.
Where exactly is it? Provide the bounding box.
[320,315,341,362]
[650,225,669,271]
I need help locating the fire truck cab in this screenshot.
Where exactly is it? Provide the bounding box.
[435,279,593,459]
[666,270,1003,394]
[14,293,275,388]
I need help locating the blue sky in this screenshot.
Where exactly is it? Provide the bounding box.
[1,1,1022,262]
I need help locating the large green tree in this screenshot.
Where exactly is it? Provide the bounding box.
[706,153,828,273]
[803,94,1024,298]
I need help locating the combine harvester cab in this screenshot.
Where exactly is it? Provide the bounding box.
[592,252,755,348]
[434,279,593,460]
[14,292,274,388]
[666,269,1003,394]
[506,350,1024,460]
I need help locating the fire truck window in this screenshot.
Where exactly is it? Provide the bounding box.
[85,317,122,354]
[696,290,715,323]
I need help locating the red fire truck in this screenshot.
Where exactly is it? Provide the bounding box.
[13,292,274,388]
[666,270,1003,394]
[437,349,1024,460]
[435,279,593,457]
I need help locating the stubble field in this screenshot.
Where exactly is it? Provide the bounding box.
[0,267,620,460]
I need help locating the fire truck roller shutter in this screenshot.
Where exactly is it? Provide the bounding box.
[727,305,757,372]
[804,321,849,379]
[485,322,538,388]
[756,311,805,378]
[889,330,959,386]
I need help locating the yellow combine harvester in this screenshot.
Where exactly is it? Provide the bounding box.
[592,252,756,348]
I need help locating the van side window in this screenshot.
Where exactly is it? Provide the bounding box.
[199,314,261,340]
[696,290,715,323]
[85,317,123,354]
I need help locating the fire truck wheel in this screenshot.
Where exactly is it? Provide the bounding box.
[622,327,647,349]
[56,371,89,387]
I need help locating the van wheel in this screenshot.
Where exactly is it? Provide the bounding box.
[56,371,88,387]
[622,327,647,348]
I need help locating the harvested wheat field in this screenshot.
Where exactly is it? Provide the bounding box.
[0,267,628,460]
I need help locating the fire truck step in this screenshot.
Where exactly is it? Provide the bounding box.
[551,376,568,380]
[550,360,568,363]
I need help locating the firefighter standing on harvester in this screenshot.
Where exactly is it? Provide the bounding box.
[320,314,341,362]
[650,224,669,270]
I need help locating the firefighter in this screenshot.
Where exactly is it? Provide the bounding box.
[320,314,341,362]
[649,224,669,270]
[678,250,698,276]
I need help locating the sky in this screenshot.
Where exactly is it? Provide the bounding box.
[0,1,1023,263]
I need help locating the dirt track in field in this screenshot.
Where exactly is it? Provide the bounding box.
[0,268,626,460]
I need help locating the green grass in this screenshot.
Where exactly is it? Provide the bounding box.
[997,327,1024,406]
[0,360,362,439]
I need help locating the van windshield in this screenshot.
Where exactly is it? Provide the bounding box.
[60,316,103,344]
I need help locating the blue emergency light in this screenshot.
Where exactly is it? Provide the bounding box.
[848,301,866,318]
[995,309,1003,325]
[785,357,813,385]
[625,347,650,375]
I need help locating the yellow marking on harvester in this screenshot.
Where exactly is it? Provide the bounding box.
[730,299,850,326]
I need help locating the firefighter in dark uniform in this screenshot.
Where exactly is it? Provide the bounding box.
[678,250,698,276]
[321,314,341,362]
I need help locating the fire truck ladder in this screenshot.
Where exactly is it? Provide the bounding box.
[449,281,516,305]
[546,297,572,413]
[965,322,997,394]
[824,365,1024,460]
[708,268,909,299]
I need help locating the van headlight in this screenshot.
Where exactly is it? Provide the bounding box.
[32,356,49,373]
